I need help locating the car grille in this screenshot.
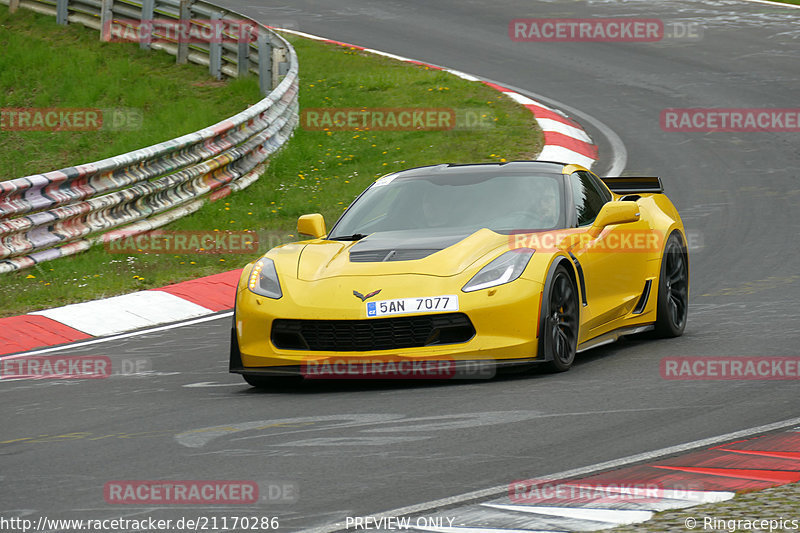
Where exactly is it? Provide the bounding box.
[271,313,475,351]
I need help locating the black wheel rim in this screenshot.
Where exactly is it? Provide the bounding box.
[549,273,578,364]
[665,241,688,329]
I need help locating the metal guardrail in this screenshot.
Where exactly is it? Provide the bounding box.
[0,0,298,273]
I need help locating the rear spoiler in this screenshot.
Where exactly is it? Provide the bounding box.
[600,176,663,194]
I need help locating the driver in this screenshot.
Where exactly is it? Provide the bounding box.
[489,178,559,230]
[530,180,559,228]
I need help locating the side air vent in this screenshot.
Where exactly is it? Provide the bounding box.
[620,194,641,202]
[632,279,653,315]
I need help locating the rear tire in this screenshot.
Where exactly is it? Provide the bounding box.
[540,264,579,372]
[653,232,689,337]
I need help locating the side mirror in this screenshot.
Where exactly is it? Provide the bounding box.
[589,201,640,237]
[297,213,326,239]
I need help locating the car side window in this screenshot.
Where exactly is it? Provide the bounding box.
[570,171,608,226]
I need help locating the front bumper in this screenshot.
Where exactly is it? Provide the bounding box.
[231,272,545,374]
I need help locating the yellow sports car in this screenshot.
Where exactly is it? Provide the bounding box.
[230,161,688,386]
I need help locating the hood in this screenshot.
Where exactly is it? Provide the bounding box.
[289,228,509,281]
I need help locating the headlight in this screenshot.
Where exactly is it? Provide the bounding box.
[247,257,282,299]
[462,249,534,293]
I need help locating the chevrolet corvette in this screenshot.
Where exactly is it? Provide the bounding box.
[230,161,689,386]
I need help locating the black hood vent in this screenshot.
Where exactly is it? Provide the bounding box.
[350,248,441,262]
[348,229,469,263]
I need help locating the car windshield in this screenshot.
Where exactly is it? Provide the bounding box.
[328,172,564,239]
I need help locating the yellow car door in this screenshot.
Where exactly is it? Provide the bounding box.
[564,171,650,341]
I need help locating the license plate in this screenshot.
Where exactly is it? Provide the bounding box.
[366,295,459,317]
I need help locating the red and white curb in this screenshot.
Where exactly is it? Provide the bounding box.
[0,31,598,357]
[300,421,800,533]
[0,269,241,355]
[417,426,800,531]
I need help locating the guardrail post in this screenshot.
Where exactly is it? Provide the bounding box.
[272,46,287,90]
[140,0,154,50]
[208,12,222,80]
[9,0,21,14]
[176,0,191,64]
[258,31,272,96]
[236,30,250,78]
[56,0,69,25]
[99,0,113,40]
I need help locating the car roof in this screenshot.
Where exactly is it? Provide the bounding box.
[380,161,573,181]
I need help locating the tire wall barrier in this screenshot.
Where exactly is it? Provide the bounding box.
[0,0,299,273]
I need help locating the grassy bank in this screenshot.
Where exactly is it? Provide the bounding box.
[0,7,260,179]
[0,8,543,317]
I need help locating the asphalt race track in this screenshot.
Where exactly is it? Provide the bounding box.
[2,0,799,530]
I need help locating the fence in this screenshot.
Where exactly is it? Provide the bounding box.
[0,0,299,273]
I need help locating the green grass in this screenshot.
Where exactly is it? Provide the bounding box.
[0,9,543,317]
[0,6,260,179]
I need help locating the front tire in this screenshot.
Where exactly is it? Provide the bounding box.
[540,264,579,372]
[653,231,689,337]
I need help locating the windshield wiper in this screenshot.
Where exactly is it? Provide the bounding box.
[331,233,368,241]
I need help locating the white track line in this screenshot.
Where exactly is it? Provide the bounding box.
[481,503,653,525]
[563,483,735,504]
[297,416,800,533]
[738,0,800,9]
[411,526,564,533]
